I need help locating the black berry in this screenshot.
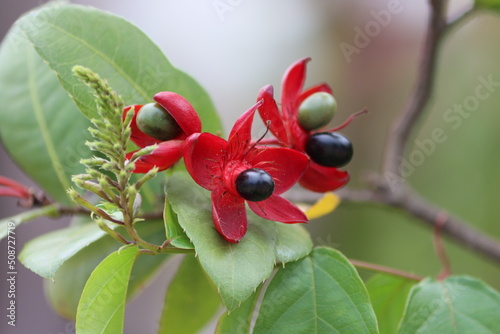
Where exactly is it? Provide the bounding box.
[305,132,353,168]
[235,168,275,202]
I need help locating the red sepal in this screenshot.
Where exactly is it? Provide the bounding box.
[299,163,350,193]
[247,147,309,194]
[257,85,289,146]
[211,187,247,243]
[248,195,308,224]
[128,140,185,173]
[297,83,333,107]
[0,187,29,199]
[154,92,202,136]
[228,100,263,157]
[281,57,310,118]
[0,176,31,199]
[184,133,228,190]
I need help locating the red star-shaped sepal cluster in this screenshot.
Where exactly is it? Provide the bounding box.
[124,91,201,173]
[257,58,355,193]
[183,102,309,243]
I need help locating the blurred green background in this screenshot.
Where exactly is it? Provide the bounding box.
[315,7,500,290]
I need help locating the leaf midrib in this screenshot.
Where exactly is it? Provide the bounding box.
[22,12,159,206]
[38,19,151,101]
[27,46,72,198]
[441,281,459,334]
[79,254,135,332]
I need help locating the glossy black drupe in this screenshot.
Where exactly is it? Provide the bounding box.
[235,168,275,202]
[305,132,353,168]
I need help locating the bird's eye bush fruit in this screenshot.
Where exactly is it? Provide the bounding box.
[235,168,275,202]
[297,92,337,131]
[136,102,182,141]
[305,132,353,168]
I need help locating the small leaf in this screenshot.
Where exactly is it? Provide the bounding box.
[398,275,500,333]
[163,196,194,249]
[76,246,139,334]
[216,285,262,334]
[44,219,171,320]
[19,222,117,279]
[158,255,220,334]
[0,219,16,243]
[44,234,120,320]
[366,274,417,334]
[475,0,500,10]
[0,205,60,241]
[254,247,379,334]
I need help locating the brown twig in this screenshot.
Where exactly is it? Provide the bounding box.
[287,2,500,264]
[382,0,447,176]
[377,0,500,263]
[343,1,500,263]
[433,211,452,280]
[337,183,500,263]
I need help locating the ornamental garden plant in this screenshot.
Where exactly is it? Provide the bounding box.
[1,1,500,334]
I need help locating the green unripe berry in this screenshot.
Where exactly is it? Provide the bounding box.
[297,92,337,131]
[136,102,182,141]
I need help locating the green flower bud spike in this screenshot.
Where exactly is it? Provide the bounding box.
[297,92,337,131]
[136,102,183,141]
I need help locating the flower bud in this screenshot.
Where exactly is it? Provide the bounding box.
[297,92,337,131]
[136,102,182,141]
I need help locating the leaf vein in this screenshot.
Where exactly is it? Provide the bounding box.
[26,46,72,198]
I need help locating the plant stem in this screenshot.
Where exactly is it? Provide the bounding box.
[382,0,447,176]
[433,211,452,280]
[289,4,500,263]
[335,2,500,263]
[350,259,423,282]
[336,186,500,263]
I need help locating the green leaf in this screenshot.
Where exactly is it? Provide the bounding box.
[159,255,220,334]
[126,220,172,298]
[166,172,313,310]
[44,233,120,320]
[44,219,171,320]
[0,205,60,241]
[166,172,276,310]
[76,246,139,334]
[17,3,222,135]
[0,23,92,205]
[398,275,500,334]
[216,285,262,334]
[0,219,15,243]
[366,274,417,334]
[254,247,379,334]
[475,0,500,10]
[163,196,194,250]
[19,220,116,279]
[274,223,313,264]
[14,3,222,209]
